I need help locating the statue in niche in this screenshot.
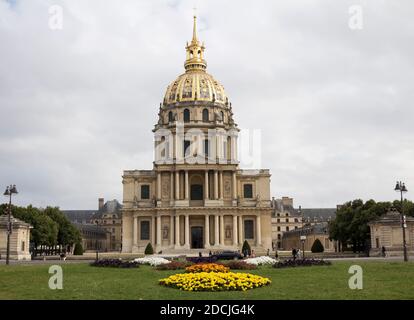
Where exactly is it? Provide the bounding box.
[162,226,169,240]
[225,226,232,239]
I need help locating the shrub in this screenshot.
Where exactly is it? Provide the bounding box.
[73,242,83,255]
[311,239,324,253]
[225,260,257,270]
[186,263,229,273]
[144,243,154,255]
[156,261,193,270]
[90,259,139,268]
[273,258,331,268]
[241,240,251,256]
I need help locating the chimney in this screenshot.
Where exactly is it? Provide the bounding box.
[99,198,104,210]
[281,197,293,207]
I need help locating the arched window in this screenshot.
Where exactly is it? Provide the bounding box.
[220,111,224,122]
[168,111,173,122]
[184,109,190,122]
[202,109,209,122]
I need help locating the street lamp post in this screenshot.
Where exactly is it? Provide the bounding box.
[299,205,306,259]
[394,181,408,262]
[3,185,18,265]
[95,220,100,262]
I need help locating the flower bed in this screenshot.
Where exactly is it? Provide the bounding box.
[185,263,229,273]
[274,258,332,268]
[90,259,139,268]
[225,260,257,270]
[156,261,193,270]
[244,256,277,266]
[134,257,170,266]
[159,272,271,291]
[186,256,218,264]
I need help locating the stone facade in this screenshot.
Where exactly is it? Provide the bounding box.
[0,215,32,260]
[122,16,273,254]
[368,208,414,256]
[281,222,337,253]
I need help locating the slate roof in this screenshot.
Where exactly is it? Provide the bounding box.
[62,210,96,224]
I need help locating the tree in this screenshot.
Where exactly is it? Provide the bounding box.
[144,243,154,255]
[311,239,324,253]
[73,242,83,255]
[328,199,396,252]
[241,240,251,256]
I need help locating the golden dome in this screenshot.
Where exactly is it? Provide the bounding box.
[163,16,228,106]
[164,71,228,105]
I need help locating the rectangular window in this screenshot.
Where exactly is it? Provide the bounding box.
[21,241,25,251]
[183,140,191,157]
[204,139,209,157]
[286,226,289,231]
[286,218,289,223]
[277,226,281,231]
[141,185,150,199]
[244,220,254,239]
[243,184,253,198]
[140,221,150,240]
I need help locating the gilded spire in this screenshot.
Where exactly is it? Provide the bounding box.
[192,15,198,43]
[184,14,207,72]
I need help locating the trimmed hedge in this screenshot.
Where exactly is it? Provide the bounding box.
[73,242,83,255]
[144,243,154,255]
[311,239,324,253]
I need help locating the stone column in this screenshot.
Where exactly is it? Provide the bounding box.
[157,172,161,200]
[233,215,238,246]
[185,170,189,200]
[185,214,190,248]
[133,216,138,246]
[232,171,237,199]
[204,170,209,200]
[170,215,174,246]
[238,215,243,244]
[214,215,219,246]
[175,171,180,200]
[256,215,261,246]
[219,171,223,200]
[175,215,180,246]
[170,172,174,201]
[220,215,225,246]
[205,215,210,247]
[214,171,218,200]
[156,215,161,246]
[151,215,155,245]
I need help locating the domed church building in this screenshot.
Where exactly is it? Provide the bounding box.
[122,16,272,253]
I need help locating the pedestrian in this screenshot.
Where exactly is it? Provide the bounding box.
[266,248,270,256]
[275,250,279,260]
[292,248,297,260]
[209,250,212,257]
[199,251,202,257]
[251,250,256,258]
[297,249,301,259]
[381,246,386,258]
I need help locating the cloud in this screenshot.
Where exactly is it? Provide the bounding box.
[0,0,413,209]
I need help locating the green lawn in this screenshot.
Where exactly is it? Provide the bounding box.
[0,261,413,299]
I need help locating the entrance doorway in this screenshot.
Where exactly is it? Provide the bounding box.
[191,226,204,248]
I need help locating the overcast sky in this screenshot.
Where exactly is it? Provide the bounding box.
[1,0,413,210]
